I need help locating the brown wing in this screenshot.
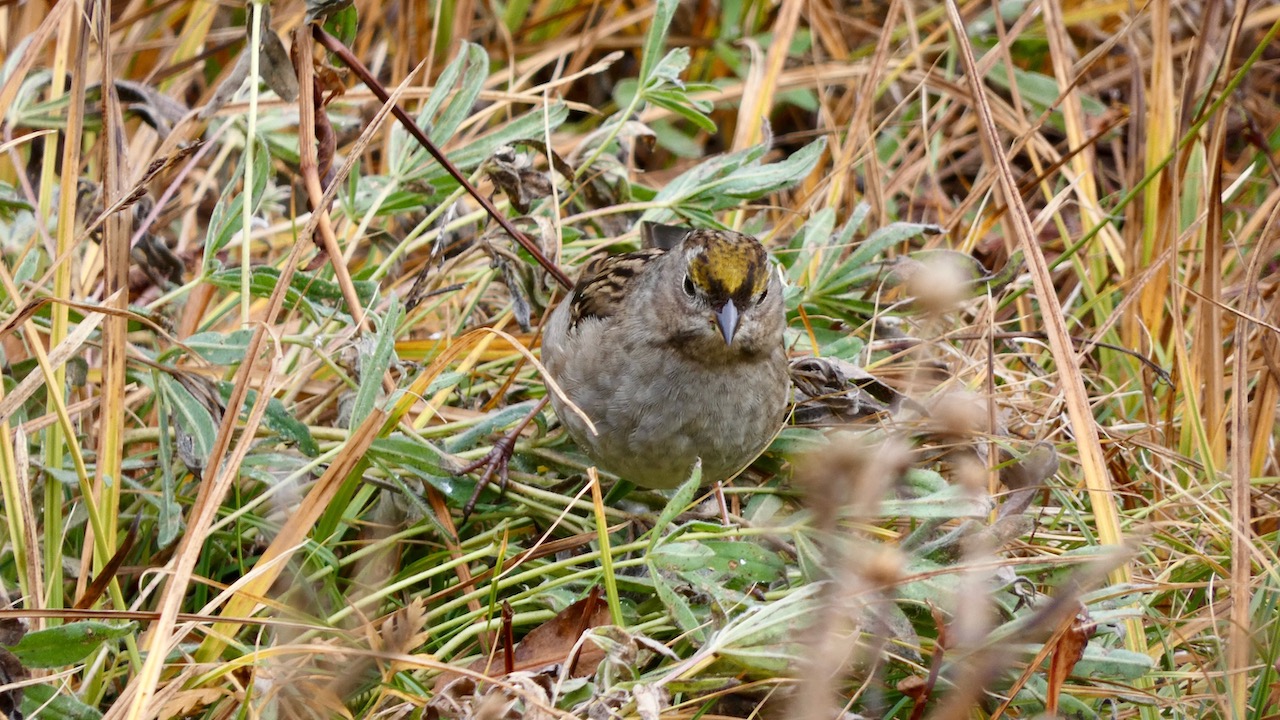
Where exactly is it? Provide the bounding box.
[568,248,665,327]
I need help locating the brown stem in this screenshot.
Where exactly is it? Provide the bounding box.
[312,26,573,290]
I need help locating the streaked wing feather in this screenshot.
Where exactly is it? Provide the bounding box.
[568,248,665,326]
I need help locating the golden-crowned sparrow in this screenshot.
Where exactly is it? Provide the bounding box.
[542,224,789,489]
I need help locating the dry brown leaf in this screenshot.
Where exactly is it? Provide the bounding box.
[381,597,431,657]
[1045,609,1096,713]
[156,687,229,718]
[433,589,611,692]
[484,146,554,214]
[74,514,140,609]
[0,647,26,719]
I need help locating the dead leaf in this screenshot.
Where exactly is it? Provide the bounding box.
[0,645,25,720]
[156,688,228,718]
[75,514,141,609]
[1045,609,1095,713]
[896,675,927,700]
[433,588,611,691]
[996,441,1059,519]
[507,589,611,677]
[200,3,298,119]
[632,683,668,720]
[380,597,431,657]
[789,356,910,426]
[484,146,553,214]
[428,669,557,720]
[639,221,688,250]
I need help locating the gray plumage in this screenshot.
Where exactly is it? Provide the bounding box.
[542,228,789,489]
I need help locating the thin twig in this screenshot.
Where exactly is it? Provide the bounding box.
[313,26,573,290]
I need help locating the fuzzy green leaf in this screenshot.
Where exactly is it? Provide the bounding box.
[183,328,255,365]
[4,621,135,668]
[202,134,270,269]
[21,684,103,720]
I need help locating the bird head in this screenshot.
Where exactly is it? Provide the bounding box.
[680,229,773,344]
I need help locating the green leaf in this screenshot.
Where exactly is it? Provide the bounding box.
[153,379,183,546]
[202,134,271,270]
[416,43,470,126]
[647,463,702,553]
[396,43,492,179]
[985,61,1108,122]
[880,484,992,519]
[13,228,40,279]
[777,87,819,112]
[645,47,691,87]
[650,539,784,589]
[241,452,312,486]
[204,267,309,318]
[649,539,714,571]
[345,173,435,216]
[697,541,786,586]
[766,426,828,456]
[852,221,943,264]
[4,621,135,668]
[612,78,639,109]
[368,434,456,478]
[263,395,319,456]
[444,397,538,453]
[642,139,825,219]
[793,530,826,583]
[639,0,680,84]
[206,267,378,322]
[647,91,717,133]
[703,137,826,201]
[350,299,402,428]
[806,216,939,301]
[897,558,962,604]
[321,5,358,47]
[785,206,836,279]
[183,328,255,365]
[899,467,949,497]
[710,584,822,675]
[651,570,707,642]
[1013,675,1099,717]
[0,179,30,212]
[1005,642,1154,680]
[650,119,705,158]
[641,143,769,220]
[21,683,103,720]
[501,0,534,32]
[819,331,865,360]
[429,43,488,146]
[158,375,216,468]
[214,383,320,457]
[1074,645,1156,679]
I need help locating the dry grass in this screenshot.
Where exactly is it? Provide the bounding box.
[0,0,1278,717]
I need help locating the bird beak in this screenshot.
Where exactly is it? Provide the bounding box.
[714,302,739,344]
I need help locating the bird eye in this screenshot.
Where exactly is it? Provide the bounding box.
[758,288,768,303]
[683,274,696,297]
